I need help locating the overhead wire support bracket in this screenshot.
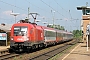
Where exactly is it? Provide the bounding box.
[29,13,39,23]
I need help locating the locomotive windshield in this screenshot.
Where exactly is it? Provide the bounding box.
[14,26,27,36]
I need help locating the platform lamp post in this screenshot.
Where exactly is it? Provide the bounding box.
[10,13,20,23]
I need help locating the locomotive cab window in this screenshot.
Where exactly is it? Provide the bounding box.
[14,26,28,36]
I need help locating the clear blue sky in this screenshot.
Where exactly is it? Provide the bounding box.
[0,0,90,31]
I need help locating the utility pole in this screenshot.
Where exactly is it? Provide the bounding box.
[86,2,88,7]
[51,10,55,28]
[28,7,30,19]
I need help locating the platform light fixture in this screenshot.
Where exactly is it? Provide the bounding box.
[10,13,20,23]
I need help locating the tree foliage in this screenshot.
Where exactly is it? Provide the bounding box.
[47,24,82,38]
[73,30,82,38]
[47,24,65,30]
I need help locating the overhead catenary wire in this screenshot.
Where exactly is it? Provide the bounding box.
[0,0,76,21]
[0,18,11,20]
[53,0,69,13]
[39,0,80,30]
[69,10,73,19]
[25,0,50,14]
[0,0,52,23]
[0,0,27,11]
[53,0,73,20]
[40,0,66,17]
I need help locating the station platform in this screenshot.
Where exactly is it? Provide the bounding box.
[0,46,10,51]
[58,41,90,60]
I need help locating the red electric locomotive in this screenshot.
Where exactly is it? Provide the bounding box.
[9,20,73,52]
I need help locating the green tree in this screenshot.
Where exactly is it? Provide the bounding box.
[73,30,82,38]
[60,26,65,30]
[47,24,65,30]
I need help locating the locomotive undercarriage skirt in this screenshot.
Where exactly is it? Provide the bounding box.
[10,41,45,52]
[10,41,32,52]
[10,41,32,46]
[10,40,44,46]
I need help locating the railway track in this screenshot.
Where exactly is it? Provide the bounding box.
[29,39,79,60]
[0,53,20,60]
[0,38,80,60]
[0,50,9,55]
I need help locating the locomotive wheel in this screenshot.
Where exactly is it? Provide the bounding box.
[41,43,44,48]
[53,42,56,46]
[9,48,13,53]
[44,44,47,47]
[32,45,36,49]
[26,47,32,53]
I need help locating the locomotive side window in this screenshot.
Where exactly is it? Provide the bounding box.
[14,26,28,36]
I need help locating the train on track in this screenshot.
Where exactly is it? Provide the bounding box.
[9,20,73,52]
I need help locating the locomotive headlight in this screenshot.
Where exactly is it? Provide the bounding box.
[24,36,29,41]
[26,37,29,41]
[11,37,13,40]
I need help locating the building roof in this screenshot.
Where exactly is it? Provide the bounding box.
[0,24,12,32]
[77,6,90,10]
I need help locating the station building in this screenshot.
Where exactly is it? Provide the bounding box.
[77,6,90,41]
[0,23,12,46]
